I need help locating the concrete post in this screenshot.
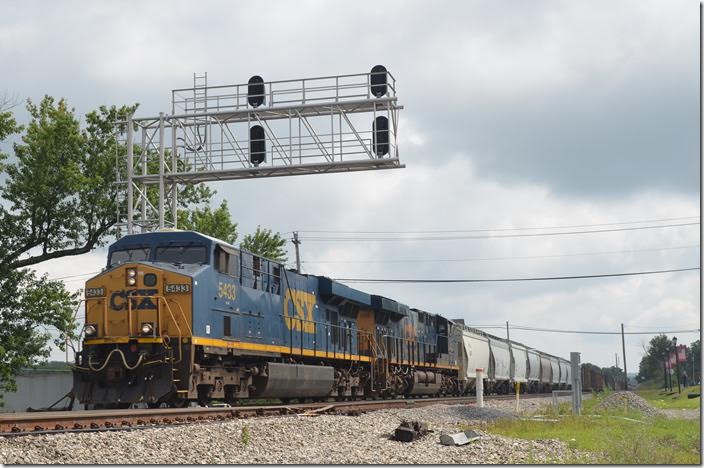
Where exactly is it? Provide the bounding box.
[570,352,581,415]
[475,368,484,408]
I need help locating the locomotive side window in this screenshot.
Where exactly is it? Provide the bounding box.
[240,252,255,289]
[155,245,207,265]
[215,245,239,277]
[216,248,228,274]
[109,247,150,266]
[271,265,281,295]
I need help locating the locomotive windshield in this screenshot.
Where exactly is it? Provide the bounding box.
[155,245,208,265]
[109,247,150,266]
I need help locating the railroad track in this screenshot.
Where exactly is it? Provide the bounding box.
[0,393,558,437]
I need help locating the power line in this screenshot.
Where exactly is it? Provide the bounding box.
[299,222,699,242]
[302,244,700,264]
[50,272,100,281]
[334,267,700,284]
[295,215,700,235]
[471,325,700,335]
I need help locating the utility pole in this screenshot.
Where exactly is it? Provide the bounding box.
[506,321,510,342]
[292,231,301,273]
[621,323,628,390]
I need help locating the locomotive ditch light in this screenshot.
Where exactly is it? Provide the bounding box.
[84,324,97,337]
[141,322,155,335]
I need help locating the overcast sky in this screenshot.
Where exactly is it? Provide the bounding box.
[1,0,700,372]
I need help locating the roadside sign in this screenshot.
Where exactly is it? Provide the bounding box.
[668,352,677,367]
[677,345,687,363]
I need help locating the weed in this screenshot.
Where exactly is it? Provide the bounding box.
[241,424,251,446]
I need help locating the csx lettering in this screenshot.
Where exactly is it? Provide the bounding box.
[283,290,316,334]
[110,289,158,311]
[218,282,236,301]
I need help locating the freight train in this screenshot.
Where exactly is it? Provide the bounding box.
[72,230,572,408]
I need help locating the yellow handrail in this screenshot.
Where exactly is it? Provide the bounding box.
[124,294,188,364]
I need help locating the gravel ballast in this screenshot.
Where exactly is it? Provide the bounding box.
[0,397,590,464]
[594,391,664,418]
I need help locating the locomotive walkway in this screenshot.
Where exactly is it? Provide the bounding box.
[0,394,554,436]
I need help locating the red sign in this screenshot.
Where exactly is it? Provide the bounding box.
[677,345,687,363]
[668,352,677,367]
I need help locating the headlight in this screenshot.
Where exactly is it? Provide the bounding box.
[126,268,137,286]
[141,322,154,335]
[84,324,97,337]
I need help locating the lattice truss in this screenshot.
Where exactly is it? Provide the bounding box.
[115,68,404,234]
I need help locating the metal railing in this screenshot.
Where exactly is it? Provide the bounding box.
[127,294,191,364]
[172,71,397,114]
[279,314,376,361]
[79,294,191,365]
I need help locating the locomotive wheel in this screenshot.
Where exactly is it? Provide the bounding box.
[169,395,188,408]
[197,385,214,407]
[224,387,238,406]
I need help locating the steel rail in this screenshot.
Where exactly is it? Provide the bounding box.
[0,393,561,437]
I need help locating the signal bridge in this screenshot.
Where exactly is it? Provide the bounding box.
[117,66,404,234]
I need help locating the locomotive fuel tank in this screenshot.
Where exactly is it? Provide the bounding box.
[250,363,335,399]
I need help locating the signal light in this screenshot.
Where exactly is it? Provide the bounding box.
[372,116,389,157]
[250,125,266,165]
[370,65,388,98]
[248,75,265,108]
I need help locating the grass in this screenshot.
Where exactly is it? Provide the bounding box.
[481,391,701,464]
[637,388,701,410]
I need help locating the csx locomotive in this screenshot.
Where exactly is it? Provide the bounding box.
[72,230,571,408]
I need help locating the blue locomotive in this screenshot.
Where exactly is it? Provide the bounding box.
[72,230,461,407]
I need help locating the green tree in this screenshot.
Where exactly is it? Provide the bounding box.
[241,226,288,263]
[685,339,700,383]
[636,334,672,384]
[0,269,76,394]
[178,200,238,244]
[0,96,224,396]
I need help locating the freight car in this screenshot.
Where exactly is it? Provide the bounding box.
[452,324,571,395]
[581,364,605,392]
[72,230,572,408]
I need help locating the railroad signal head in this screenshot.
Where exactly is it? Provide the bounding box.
[373,115,389,157]
[248,75,265,108]
[250,125,266,165]
[370,65,388,97]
